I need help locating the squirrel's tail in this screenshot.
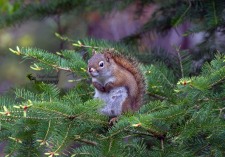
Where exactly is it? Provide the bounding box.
[107,49,146,110]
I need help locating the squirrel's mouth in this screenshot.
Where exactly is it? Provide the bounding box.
[90,72,99,77]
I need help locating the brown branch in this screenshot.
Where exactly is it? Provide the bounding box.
[209,75,225,89]
[124,128,165,139]
[147,92,168,101]
[76,139,98,146]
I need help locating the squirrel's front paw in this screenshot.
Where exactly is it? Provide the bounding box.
[93,82,105,92]
[105,82,114,93]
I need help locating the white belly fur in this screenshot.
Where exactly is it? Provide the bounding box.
[94,87,128,116]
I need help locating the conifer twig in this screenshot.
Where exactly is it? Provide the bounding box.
[76,139,98,146]
[156,68,175,88]
[209,74,225,89]
[147,92,168,101]
[193,144,210,156]
[124,129,157,137]
[101,126,130,139]
[10,47,76,73]
[43,120,51,142]
[175,45,184,78]
[54,122,72,154]
[161,138,164,151]
[173,0,191,26]
[212,0,218,25]
[32,106,71,118]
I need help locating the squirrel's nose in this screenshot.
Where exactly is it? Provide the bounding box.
[89,68,95,73]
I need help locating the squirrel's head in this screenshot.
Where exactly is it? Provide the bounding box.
[88,52,113,78]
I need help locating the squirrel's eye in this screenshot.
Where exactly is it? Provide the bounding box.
[99,61,104,67]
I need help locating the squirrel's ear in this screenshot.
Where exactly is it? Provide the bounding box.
[92,49,97,55]
[104,52,112,62]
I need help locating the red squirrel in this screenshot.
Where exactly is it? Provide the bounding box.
[88,49,146,118]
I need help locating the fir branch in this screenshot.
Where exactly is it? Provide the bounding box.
[173,0,191,26]
[85,118,108,125]
[215,107,225,117]
[10,47,86,73]
[53,122,72,154]
[124,126,166,139]
[175,45,184,78]
[124,129,159,138]
[55,33,76,43]
[101,125,130,139]
[156,66,175,88]
[76,91,94,97]
[193,143,210,156]
[0,114,59,121]
[161,138,164,151]
[42,120,51,144]
[76,139,98,146]
[71,152,91,156]
[142,126,166,138]
[32,106,70,119]
[31,57,72,73]
[147,92,168,101]
[108,138,113,153]
[73,41,100,49]
[209,73,225,89]
[151,109,186,121]
[5,142,18,157]
[212,0,218,25]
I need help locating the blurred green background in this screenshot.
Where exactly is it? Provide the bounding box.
[0,2,88,93]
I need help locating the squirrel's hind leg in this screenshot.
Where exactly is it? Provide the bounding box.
[108,98,132,126]
[121,98,133,113]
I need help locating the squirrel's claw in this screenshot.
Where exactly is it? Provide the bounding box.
[109,117,118,125]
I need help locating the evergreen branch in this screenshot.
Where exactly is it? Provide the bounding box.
[55,33,100,50]
[197,97,225,104]
[43,120,51,143]
[73,40,100,49]
[5,142,18,157]
[10,110,24,114]
[208,74,225,89]
[55,32,76,43]
[161,138,164,151]
[215,107,225,117]
[173,0,191,26]
[32,106,71,119]
[157,67,175,88]
[141,125,166,138]
[0,118,14,121]
[197,124,225,130]
[108,138,113,153]
[212,0,218,25]
[152,110,186,121]
[71,152,91,156]
[10,47,78,73]
[76,139,98,146]
[29,56,72,73]
[175,45,184,78]
[124,129,159,138]
[147,92,168,101]
[0,114,60,120]
[193,144,210,156]
[85,118,108,125]
[77,92,94,97]
[54,122,72,154]
[109,126,129,138]
[101,125,130,139]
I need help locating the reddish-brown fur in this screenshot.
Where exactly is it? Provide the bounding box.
[103,49,146,112]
